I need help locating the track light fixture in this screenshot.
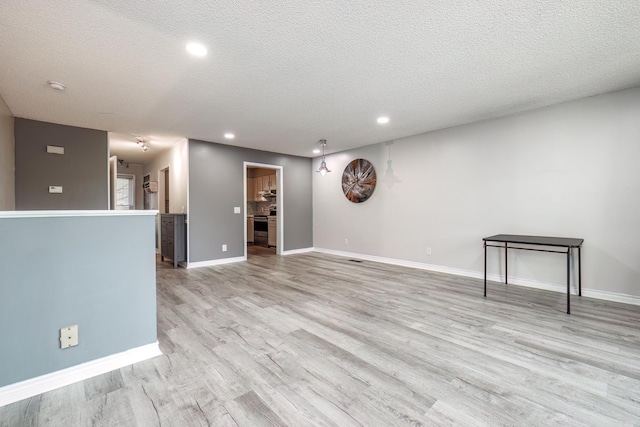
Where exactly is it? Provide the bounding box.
[135,136,149,152]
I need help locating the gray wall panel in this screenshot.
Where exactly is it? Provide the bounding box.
[15,118,108,210]
[0,213,157,387]
[188,139,312,262]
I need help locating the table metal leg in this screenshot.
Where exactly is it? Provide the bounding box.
[484,242,487,297]
[504,242,508,284]
[578,246,582,296]
[567,248,571,314]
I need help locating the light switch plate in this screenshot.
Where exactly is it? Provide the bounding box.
[60,325,78,349]
[234,207,241,214]
[49,186,63,194]
[47,145,65,155]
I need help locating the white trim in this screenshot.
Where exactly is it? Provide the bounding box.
[244,161,281,168]
[282,247,314,255]
[312,248,640,307]
[187,256,246,269]
[185,140,190,264]
[582,289,640,306]
[243,165,248,260]
[313,247,463,273]
[276,168,283,255]
[0,342,161,407]
[0,210,159,219]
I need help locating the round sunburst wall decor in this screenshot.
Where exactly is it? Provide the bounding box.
[341,159,377,203]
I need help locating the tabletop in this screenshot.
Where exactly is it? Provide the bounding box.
[483,234,584,248]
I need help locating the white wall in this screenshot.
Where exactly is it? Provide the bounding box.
[143,139,188,214]
[0,95,14,210]
[313,87,640,301]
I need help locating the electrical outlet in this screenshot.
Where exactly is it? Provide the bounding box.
[344,238,349,246]
[60,325,78,349]
[427,247,432,256]
[234,207,241,214]
[222,244,227,252]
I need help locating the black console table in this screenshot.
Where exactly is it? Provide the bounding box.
[483,234,584,314]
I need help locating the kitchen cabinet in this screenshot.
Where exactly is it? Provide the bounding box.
[252,177,262,201]
[258,176,268,192]
[268,174,276,191]
[268,216,277,247]
[247,178,255,202]
[161,213,186,268]
[247,216,254,243]
[247,177,262,202]
[257,174,276,192]
[247,174,277,202]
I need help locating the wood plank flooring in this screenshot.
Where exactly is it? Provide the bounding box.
[2,246,640,426]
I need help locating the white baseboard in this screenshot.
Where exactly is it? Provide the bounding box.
[313,248,475,276]
[0,342,161,407]
[281,247,314,256]
[187,256,245,269]
[581,288,640,306]
[312,248,640,307]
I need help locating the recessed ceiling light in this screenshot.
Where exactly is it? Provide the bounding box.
[224,133,235,139]
[47,80,66,91]
[186,42,207,57]
[313,149,321,154]
[377,116,389,124]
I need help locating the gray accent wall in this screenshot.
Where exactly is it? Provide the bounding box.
[0,212,157,387]
[189,139,312,262]
[0,95,14,210]
[15,118,108,210]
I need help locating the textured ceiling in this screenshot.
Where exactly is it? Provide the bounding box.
[108,132,184,165]
[1,1,639,159]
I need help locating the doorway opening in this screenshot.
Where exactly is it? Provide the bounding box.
[244,162,283,259]
[115,174,136,210]
[143,173,151,210]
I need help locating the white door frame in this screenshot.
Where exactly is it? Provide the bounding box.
[244,162,284,258]
[108,156,117,209]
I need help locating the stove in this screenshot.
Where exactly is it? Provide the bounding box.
[254,215,268,247]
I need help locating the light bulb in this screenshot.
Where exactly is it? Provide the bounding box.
[186,42,207,57]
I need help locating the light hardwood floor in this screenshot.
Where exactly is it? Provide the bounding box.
[2,247,640,426]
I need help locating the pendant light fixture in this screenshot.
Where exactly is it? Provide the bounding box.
[316,139,331,177]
